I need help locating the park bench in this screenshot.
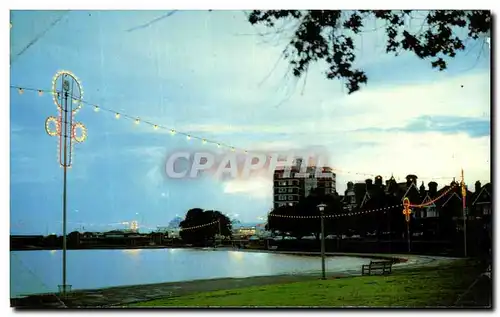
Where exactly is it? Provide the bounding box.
[361,260,393,276]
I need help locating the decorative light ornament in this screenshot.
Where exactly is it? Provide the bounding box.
[45,70,87,168]
[51,70,83,113]
[170,129,176,135]
[17,88,24,95]
[115,113,120,119]
[186,135,191,140]
[135,118,140,125]
[45,116,61,137]
[402,197,412,222]
[72,122,87,143]
[153,124,159,130]
[202,139,207,144]
[38,90,43,96]
[94,106,100,112]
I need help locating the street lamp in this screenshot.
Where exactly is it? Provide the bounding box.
[317,203,327,280]
[46,70,86,296]
[402,198,412,253]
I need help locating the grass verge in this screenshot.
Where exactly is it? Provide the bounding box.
[130,259,490,308]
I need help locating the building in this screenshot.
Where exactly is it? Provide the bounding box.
[273,157,336,209]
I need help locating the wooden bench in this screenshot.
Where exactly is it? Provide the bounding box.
[361,260,393,276]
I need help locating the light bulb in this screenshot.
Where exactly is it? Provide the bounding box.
[115,113,120,119]
[186,135,191,140]
[135,118,140,125]
[94,106,99,112]
[153,125,159,130]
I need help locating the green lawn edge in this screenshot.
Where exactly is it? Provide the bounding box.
[129,259,488,308]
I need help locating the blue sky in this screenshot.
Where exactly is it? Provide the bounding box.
[10,10,491,234]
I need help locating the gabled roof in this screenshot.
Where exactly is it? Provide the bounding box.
[420,193,436,208]
[353,183,367,206]
[472,184,492,205]
[441,191,462,207]
[401,182,419,202]
[434,182,460,206]
[360,191,371,208]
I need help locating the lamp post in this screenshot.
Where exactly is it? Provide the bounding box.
[402,198,412,253]
[317,203,327,280]
[217,219,222,247]
[45,70,86,296]
[461,169,467,258]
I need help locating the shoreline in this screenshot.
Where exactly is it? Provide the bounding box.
[10,251,457,308]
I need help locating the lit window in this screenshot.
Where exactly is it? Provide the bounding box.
[483,206,491,215]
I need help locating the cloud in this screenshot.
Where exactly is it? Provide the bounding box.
[222,176,272,199]
[329,131,490,186]
[122,145,168,162]
[356,115,490,138]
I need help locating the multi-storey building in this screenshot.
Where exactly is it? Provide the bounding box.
[272,158,337,209]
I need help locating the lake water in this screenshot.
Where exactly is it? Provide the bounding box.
[10,248,372,298]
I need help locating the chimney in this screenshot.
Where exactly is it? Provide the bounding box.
[419,181,426,196]
[428,181,438,195]
[295,157,303,169]
[406,174,418,186]
[406,176,411,187]
[475,181,482,193]
[365,179,373,190]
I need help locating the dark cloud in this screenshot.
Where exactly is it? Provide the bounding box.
[354,115,490,138]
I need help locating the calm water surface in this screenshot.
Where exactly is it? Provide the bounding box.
[10,248,371,297]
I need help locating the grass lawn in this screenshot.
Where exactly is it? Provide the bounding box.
[130,259,490,308]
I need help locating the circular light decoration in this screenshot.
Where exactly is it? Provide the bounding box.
[51,70,84,113]
[45,116,61,137]
[72,122,87,143]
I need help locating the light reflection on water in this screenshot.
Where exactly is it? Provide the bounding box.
[10,249,371,298]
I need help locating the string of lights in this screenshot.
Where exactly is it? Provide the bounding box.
[14,183,458,232]
[178,220,219,231]
[410,183,457,208]
[11,84,460,180]
[268,183,458,219]
[270,204,403,219]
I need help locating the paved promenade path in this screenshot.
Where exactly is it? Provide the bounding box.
[11,251,456,308]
